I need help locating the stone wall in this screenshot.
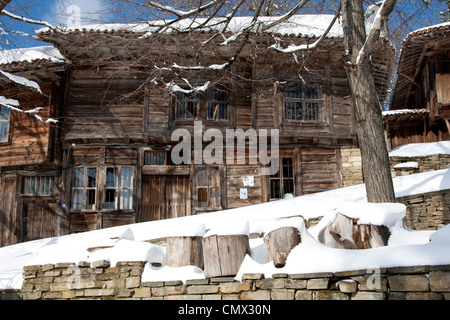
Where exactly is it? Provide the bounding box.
[390,154,450,177]
[340,148,363,187]
[340,149,450,185]
[397,190,450,230]
[17,260,450,300]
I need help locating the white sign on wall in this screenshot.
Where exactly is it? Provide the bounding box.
[240,188,248,199]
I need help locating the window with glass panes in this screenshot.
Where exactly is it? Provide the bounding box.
[207,85,228,121]
[0,105,11,143]
[196,166,220,209]
[144,150,174,166]
[104,167,134,210]
[72,167,97,211]
[175,91,198,120]
[23,177,55,196]
[269,158,294,200]
[173,84,229,122]
[283,81,323,121]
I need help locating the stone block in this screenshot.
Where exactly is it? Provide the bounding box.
[406,292,444,300]
[141,281,164,287]
[78,261,91,268]
[285,278,307,289]
[255,278,285,289]
[290,272,333,279]
[240,290,271,300]
[307,278,329,290]
[165,294,202,300]
[92,260,110,268]
[202,294,222,300]
[21,291,42,300]
[152,285,187,297]
[388,275,429,292]
[295,290,313,300]
[84,288,114,297]
[133,287,151,298]
[352,291,386,300]
[23,265,42,272]
[44,270,62,277]
[115,289,134,298]
[185,279,210,285]
[125,276,141,289]
[42,264,55,271]
[314,291,349,300]
[242,273,264,280]
[55,262,76,269]
[429,271,450,292]
[42,291,62,299]
[338,279,358,293]
[271,289,295,300]
[187,285,219,295]
[219,282,252,293]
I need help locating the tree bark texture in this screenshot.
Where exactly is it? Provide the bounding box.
[341,0,396,203]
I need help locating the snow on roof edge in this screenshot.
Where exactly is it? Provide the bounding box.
[0,45,68,66]
[36,14,344,39]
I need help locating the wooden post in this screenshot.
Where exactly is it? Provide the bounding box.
[165,236,204,269]
[202,234,250,278]
[263,226,301,268]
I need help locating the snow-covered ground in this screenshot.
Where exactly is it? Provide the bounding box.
[1,167,449,290]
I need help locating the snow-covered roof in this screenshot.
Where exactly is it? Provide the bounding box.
[1,167,450,289]
[390,21,450,110]
[404,21,450,41]
[37,14,344,38]
[0,46,67,66]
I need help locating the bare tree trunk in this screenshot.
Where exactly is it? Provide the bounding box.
[342,0,396,203]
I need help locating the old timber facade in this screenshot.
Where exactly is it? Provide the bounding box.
[0,16,393,247]
[384,23,450,150]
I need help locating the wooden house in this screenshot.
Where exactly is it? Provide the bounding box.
[0,15,394,246]
[385,22,450,150]
[0,47,67,246]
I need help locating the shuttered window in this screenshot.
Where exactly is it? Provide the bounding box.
[197,166,220,209]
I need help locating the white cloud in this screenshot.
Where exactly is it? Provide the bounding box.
[47,0,106,27]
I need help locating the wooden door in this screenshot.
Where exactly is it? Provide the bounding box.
[23,201,59,241]
[141,175,191,222]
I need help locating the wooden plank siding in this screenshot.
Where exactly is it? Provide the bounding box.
[0,30,398,243]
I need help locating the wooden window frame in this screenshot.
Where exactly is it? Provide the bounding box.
[144,149,174,166]
[104,166,134,211]
[269,157,295,200]
[0,105,12,145]
[71,167,98,212]
[23,176,55,196]
[172,84,232,124]
[283,81,325,123]
[71,166,134,212]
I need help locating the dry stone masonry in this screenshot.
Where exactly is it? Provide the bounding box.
[15,261,450,300]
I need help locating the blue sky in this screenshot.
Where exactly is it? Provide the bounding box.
[0,0,106,49]
[0,0,447,49]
